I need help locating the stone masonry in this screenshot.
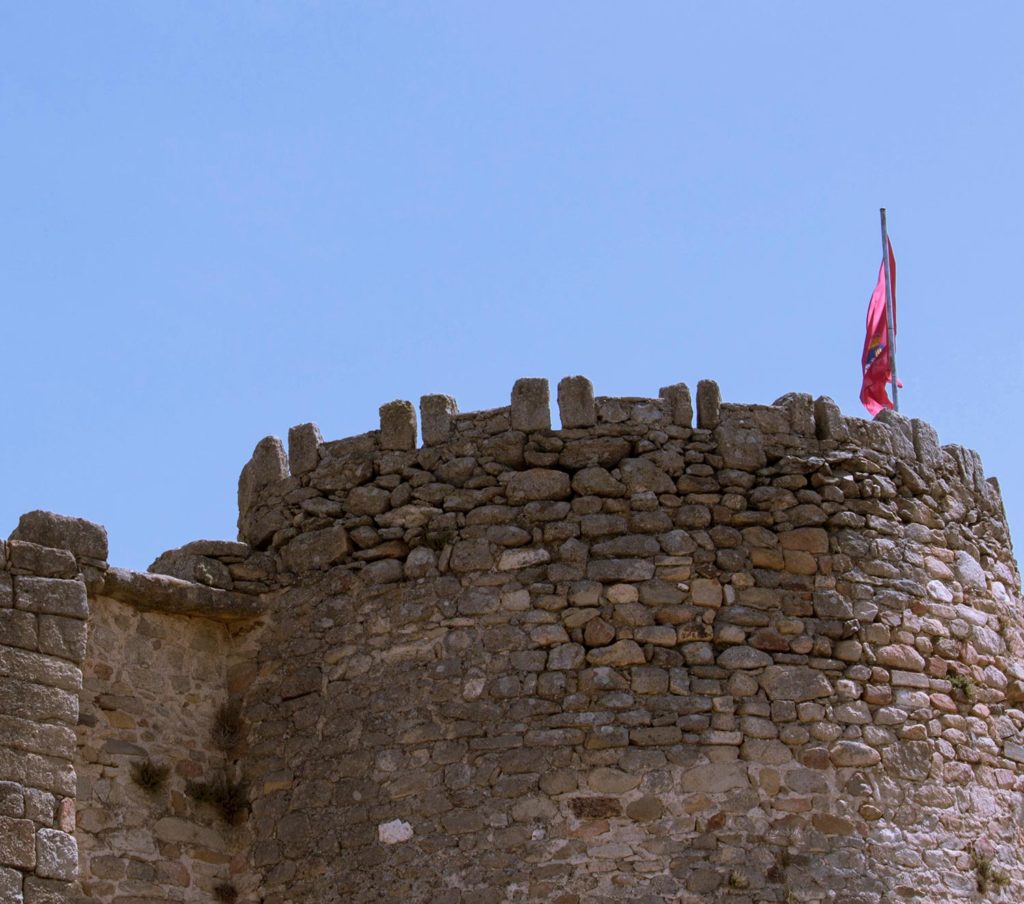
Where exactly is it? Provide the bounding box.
[1,377,1022,902]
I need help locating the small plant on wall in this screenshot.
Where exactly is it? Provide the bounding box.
[130,758,170,794]
[212,700,243,752]
[213,882,239,903]
[186,773,249,825]
[947,670,977,703]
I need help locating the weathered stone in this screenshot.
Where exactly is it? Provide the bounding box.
[0,867,21,904]
[14,578,87,620]
[506,469,571,505]
[954,551,986,591]
[346,485,391,516]
[34,829,77,881]
[714,425,766,470]
[696,379,721,429]
[586,641,645,667]
[37,615,88,662]
[559,436,631,469]
[379,400,417,451]
[571,467,626,498]
[717,646,772,670]
[6,542,77,579]
[761,666,832,702]
[680,763,748,792]
[420,394,459,446]
[0,815,35,869]
[281,525,351,572]
[625,795,664,822]
[875,644,925,672]
[498,548,550,571]
[148,551,233,589]
[10,511,108,563]
[659,383,692,428]
[618,459,675,495]
[829,740,881,767]
[287,422,323,475]
[587,768,641,794]
[237,436,289,536]
[557,376,596,428]
[547,643,585,671]
[583,617,616,647]
[511,378,551,432]
[0,609,37,652]
[690,579,723,608]
[378,819,414,844]
[587,559,655,583]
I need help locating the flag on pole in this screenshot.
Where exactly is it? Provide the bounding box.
[860,238,899,416]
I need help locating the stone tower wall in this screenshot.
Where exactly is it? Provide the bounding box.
[1,376,1022,903]
[230,378,1024,902]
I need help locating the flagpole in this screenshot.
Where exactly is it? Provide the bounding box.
[879,208,899,412]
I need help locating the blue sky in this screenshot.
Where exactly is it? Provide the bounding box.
[2,3,1022,569]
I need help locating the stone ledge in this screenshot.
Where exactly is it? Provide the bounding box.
[99,568,266,621]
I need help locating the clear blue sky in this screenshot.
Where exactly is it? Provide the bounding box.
[3,3,1022,570]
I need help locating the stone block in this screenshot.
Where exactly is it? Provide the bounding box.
[714,425,766,470]
[237,436,289,543]
[659,383,692,428]
[0,866,21,904]
[0,609,37,651]
[696,379,721,429]
[0,783,24,818]
[557,376,596,428]
[379,400,417,451]
[0,574,10,608]
[0,648,81,693]
[37,616,88,663]
[761,666,832,702]
[0,815,35,869]
[287,422,323,475]
[34,830,77,881]
[280,526,351,573]
[5,543,77,580]
[511,378,550,432]
[10,512,107,564]
[0,679,78,725]
[912,418,941,470]
[506,469,571,505]
[420,394,458,446]
[22,877,72,904]
[586,640,645,667]
[14,578,87,620]
[813,396,847,441]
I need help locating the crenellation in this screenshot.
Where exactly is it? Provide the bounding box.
[378,399,417,451]
[420,393,459,446]
[287,421,323,476]
[510,377,551,432]
[557,376,596,429]
[696,378,722,429]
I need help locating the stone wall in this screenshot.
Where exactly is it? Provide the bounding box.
[74,593,248,902]
[0,513,102,903]
[233,378,1024,902]
[3,376,1023,903]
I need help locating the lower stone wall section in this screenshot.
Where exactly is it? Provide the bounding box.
[73,595,251,902]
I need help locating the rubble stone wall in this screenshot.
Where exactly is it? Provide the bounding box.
[229,378,1024,903]
[73,594,250,902]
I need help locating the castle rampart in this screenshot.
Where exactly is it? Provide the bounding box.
[1,377,1022,902]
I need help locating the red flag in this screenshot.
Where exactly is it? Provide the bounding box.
[860,238,899,416]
